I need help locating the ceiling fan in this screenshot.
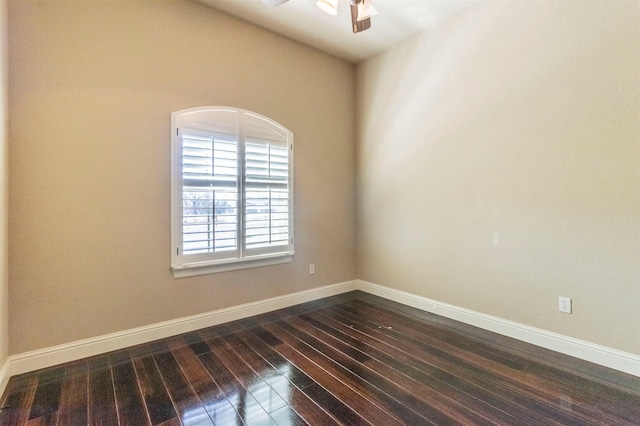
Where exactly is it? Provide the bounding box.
[263,0,378,33]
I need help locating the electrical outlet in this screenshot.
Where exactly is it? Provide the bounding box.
[559,297,572,314]
[309,264,315,275]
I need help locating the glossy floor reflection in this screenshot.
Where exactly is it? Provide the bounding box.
[1,291,639,425]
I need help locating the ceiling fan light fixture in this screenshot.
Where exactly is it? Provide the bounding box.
[317,0,339,16]
[356,0,378,21]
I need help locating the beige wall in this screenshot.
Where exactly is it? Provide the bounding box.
[8,0,356,354]
[357,0,640,354]
[0,0,8,368]
[8,0,639,360]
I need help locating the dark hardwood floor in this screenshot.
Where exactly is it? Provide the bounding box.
[1,291,639,425]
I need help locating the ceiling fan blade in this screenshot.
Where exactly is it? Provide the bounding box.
[263,0,289,6]
[350,4,371,33]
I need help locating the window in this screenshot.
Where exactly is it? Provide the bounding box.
[171,107,294,277]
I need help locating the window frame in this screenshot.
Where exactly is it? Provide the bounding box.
[171,107,294,278]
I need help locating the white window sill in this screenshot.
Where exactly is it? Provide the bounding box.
[172,252,294,278]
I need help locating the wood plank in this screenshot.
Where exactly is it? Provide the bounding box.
[198,350,276,425]
[351,298,640,410]
[273,318,456,425]
[87,356,119,426]
[132,353,178,425]
[338,300,640,421]
[323,303,606,424]
[302,310,560,425]
[233,327,349,425]
[325,305,575,413]
[287,314,521,425]
[355,291,640,392]
[0,377,38,426]
[166,337,244,425]
[260,322,404,426]
[268,404,307,426]
[221,331,341,426]
[152,349,213,426]
[111,352,151,426]
[205,335,288,414]
[28,366,64,421]
[56,360,88,426]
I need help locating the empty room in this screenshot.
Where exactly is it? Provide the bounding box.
[0,0,639,424]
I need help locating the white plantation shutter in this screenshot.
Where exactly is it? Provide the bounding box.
[244,143,290,251]
[171,107,294,277]
[181,136,238,256]
[244,113,291,255]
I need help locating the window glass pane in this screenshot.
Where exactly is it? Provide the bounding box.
[182,188,238,253]
[182,132,238,253]
[244,188,289,249]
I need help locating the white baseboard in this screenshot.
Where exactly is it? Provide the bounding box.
[5,278,638,382]
[0,357,9,398]
[356,280,640,377]
[8,280,358,377]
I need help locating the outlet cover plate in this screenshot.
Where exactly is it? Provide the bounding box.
[559,296,572,314]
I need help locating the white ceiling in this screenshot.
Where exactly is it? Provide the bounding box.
[195,0,480,63]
